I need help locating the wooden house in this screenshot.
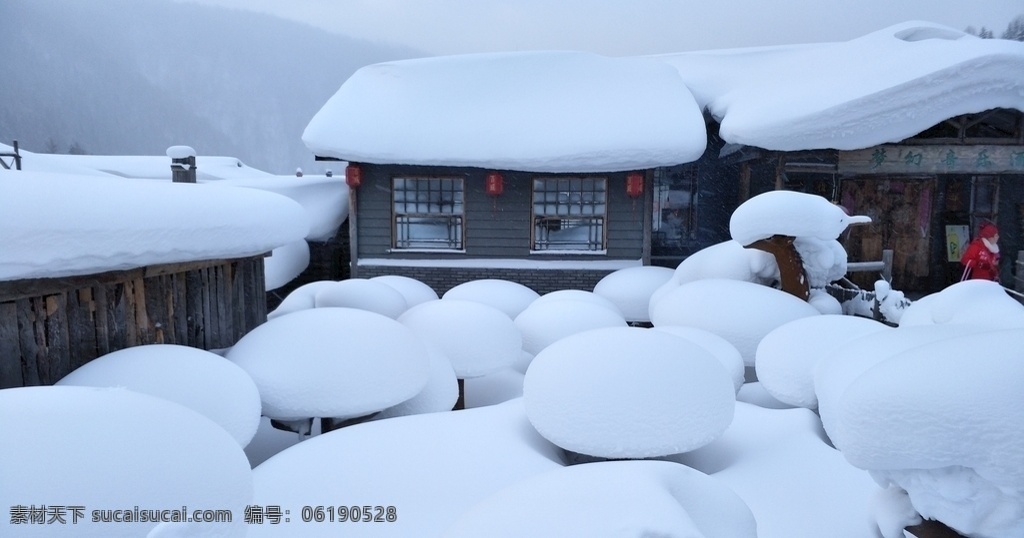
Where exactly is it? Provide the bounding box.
[304,51,708,294]
[306,22,1024,296]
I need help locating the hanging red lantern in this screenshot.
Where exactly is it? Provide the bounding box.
[626,171,644,198]
[485,172,504,197]
[345,163,362,188]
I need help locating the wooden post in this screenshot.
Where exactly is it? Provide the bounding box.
[881,249,894,283]
[348,186,359,278]
[641,170,652,266]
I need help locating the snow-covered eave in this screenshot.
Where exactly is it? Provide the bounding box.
[303,50,708,173]
[311,150,699,174]
[0,171,310,282]
[719,56,1024,152]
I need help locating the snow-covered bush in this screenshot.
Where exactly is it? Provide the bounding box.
[371,274,440,308]
[524,327,735,459]
[313,278,409,318]
[442,279,540,319]
[514,298,626,357]
[57,344,261,447]
[592,265,674,323]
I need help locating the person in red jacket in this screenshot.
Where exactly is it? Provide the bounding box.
[960,222,1000,282]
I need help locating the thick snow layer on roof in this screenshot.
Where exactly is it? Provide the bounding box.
[0,170,309,281]
[444,460,756,538]
[56,344,262,447]
[655,22,1024,151]
[303,51,707,173]
[523,327,735,459]
[0,386,252,537]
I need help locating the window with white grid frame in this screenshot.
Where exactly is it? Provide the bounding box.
[393,177,464,250]
[532,177,607,251]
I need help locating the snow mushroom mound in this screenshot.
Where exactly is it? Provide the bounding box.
[444,460,756,538]
[593,265,675,323]
[514,298,627,356]
[651,278,821,367]
[523,327,735,459]
[313,278,409,318]
[441,279,540,319]
[370,274,440,308]
[227,307,430,420]
[0,386,253,538]
[531,289,623,316]
[729,190,870,245]
[399,299,522,378]
[834,329,1024,538]
[56,344,262,447]
[754,315,891,409]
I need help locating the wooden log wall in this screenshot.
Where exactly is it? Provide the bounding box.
[0,256,267,388]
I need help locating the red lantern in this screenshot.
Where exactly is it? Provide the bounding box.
[485,172,504,197]
[626,171,644,198]
[345,163,362,188]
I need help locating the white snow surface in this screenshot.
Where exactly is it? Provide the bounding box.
[266,280,337,319]
[370,275,440,308]
[444,460,757,538]
[264,239,309,291]
[530,289,623,316]
[441,278,540,319]
[313,278,410,318]
[654,22,1024,151]
[898,279,1024,328]
[754,315,891,409]
[651,325,746,393]
[373,342,459,420]
[56,344,262,447]
[524,327,735,459]
[398,299,522,378]
[226,308,430,419]
[249,400,563,537]
[651,279,821,366]
[0,386,253,537]
[729,190,871,246]
[303,51,707,172]
[835,330,1024,538]
[0,170,309,281]
[592,265,675,322]
[514,298,627,356]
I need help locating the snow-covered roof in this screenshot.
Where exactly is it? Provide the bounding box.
[655,21,1024,151]
[305,22,1024,167]
[302,51,708,173]
[0,170,309,281]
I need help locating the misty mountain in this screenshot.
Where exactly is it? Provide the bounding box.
[0,0,424,174]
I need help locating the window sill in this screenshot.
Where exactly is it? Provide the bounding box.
[529,250,608,256]
[387,248,467,254]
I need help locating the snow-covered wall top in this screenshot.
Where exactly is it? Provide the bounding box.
[0,170,310,281]
[654,21,1024,151]
[302,51,708,173]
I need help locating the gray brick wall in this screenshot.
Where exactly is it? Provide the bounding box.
[356,265,616,296]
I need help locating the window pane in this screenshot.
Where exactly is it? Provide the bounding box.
[393,176,464,249]
[532,176,606,250]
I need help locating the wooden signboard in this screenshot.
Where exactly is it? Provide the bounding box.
[839,145,1024,175]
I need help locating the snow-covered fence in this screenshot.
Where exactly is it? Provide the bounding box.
[0,255,267,388]
[846,249,893,283]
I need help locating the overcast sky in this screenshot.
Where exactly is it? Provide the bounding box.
[178,0,1022,56]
